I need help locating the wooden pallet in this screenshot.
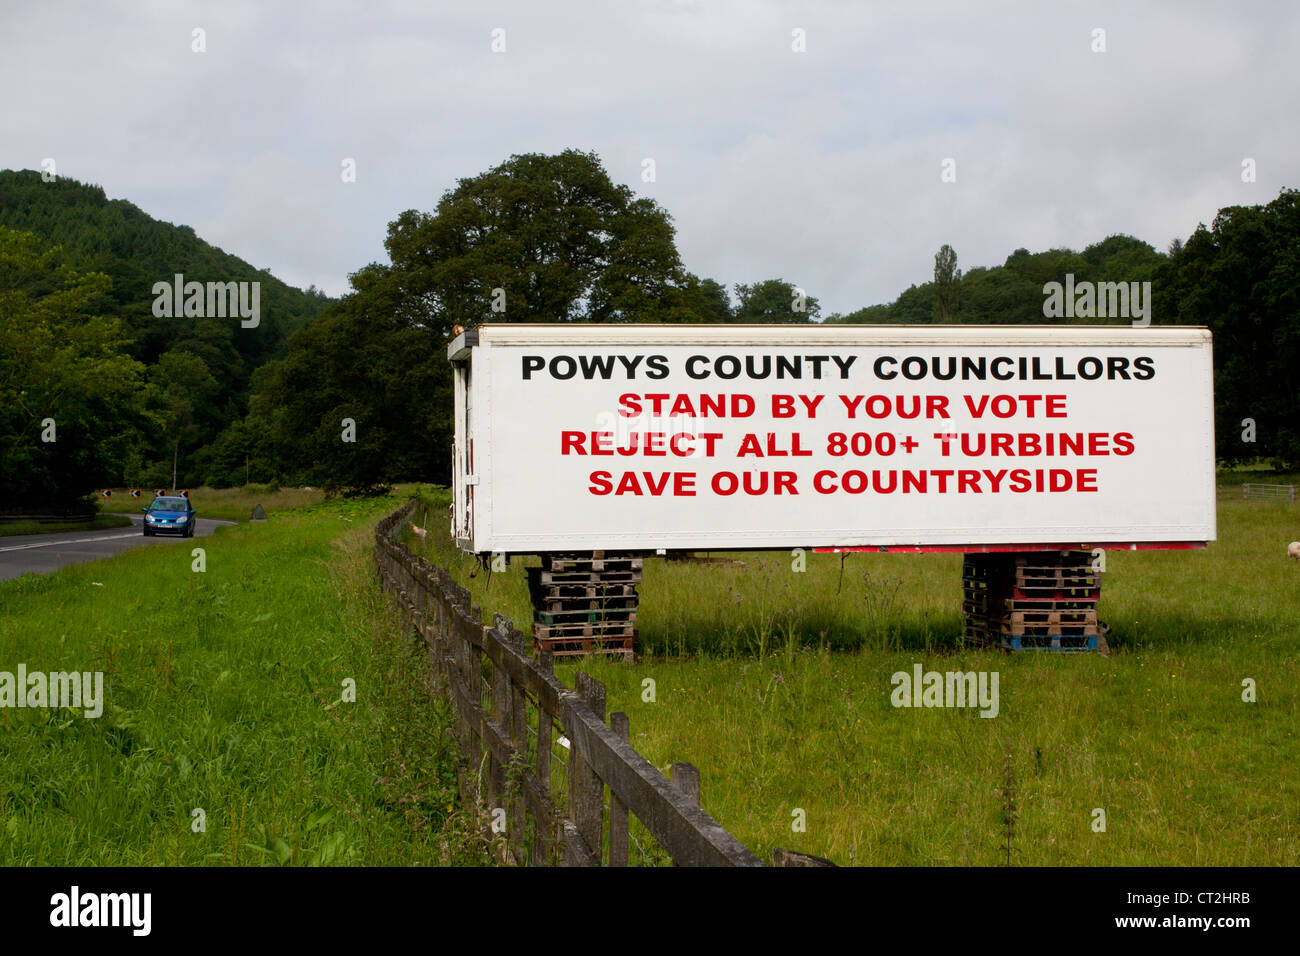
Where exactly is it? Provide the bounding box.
[534,607,637,625]
[1008,585,1101,600]
[535,594,640,613]
[964,553,1099,575]
[962,550,1104,651]
[545,555,643,573]
[526,568,637,601]
[533,633,636,660]
[964,598,1098,616]
[532,581,639,599]
[1011,571,1101,588]
[1000,608,1097,627]
[533,619,636,639]
[1004,596,1098,611]
[997,633,1099,652]
[964,577,1101,600]
[1008,553,1094,568]
[964,570,1100,589]
[963,586,1103,604]
[966,551,1094,568]
[538,569,642,585]
[527,554,640,659]
[966,625,1105,651]
[994,620,1101,637]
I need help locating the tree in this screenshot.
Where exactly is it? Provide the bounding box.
[588,198,690,322]
[150,351,219,489]
[242,150,729,493]
[1154,188,1300,466]
[933,244,961,323]
[246,261,454,493]
[732,279,820,323]
[684,277,733,323]
[382,149,702,326]
[890,283,934,323]
[824,303,891,324]
[0,227,151,511]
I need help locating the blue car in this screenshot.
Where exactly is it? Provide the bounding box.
[142,496,196,537]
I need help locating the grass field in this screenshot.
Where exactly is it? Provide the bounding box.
[98,484,326,523]
[0,515,132,537]
[408,489,1300,866]
[0,492,488,866]
[4,482,1295,867]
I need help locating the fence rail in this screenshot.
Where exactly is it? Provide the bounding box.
[1241,483,1296,500]
[373,501,764,867]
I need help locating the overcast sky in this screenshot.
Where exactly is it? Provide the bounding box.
[3,0,1298,315]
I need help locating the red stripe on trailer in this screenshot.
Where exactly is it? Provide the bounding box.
[813,542,1208,554]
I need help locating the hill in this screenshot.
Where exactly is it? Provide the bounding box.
[0,169,335,493]
[824,234,1166,325]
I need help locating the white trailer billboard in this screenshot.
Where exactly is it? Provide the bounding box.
[447,325,1215,554]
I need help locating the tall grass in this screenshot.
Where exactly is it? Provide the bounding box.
[0,494,490,866]
[408,490,1300,865]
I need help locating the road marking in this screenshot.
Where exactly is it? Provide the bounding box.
[0,532,144,553]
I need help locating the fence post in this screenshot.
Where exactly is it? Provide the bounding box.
[609,712,630,867]
[570,672,606,865]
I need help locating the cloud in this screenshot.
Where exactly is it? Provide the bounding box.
[1,0,1297,309]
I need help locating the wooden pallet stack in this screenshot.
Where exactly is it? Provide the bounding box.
[962,551,1106,652]
[527,552,640,660]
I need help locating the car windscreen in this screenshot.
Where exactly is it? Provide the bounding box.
[152,498,189,511]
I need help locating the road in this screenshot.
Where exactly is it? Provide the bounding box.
[0,515,236,582]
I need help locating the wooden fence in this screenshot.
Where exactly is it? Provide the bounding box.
[373,501,764,867]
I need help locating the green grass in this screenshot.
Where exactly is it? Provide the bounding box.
[1214,462,1300,488]
[0,492,490,866]
[99,485,326,523]
[408,492,1300,866]
[8,482,1292,867]
[0,514,132,537]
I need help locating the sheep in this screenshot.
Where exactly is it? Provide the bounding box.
[1289,541,1300,560]
[411,524,428,540]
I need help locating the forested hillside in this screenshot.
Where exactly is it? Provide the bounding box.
[0,170,334,505]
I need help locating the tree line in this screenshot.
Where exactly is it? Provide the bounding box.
[1,154,1296,511]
